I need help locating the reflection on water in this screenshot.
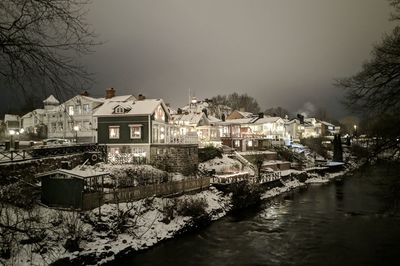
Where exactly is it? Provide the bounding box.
[116,162,400,266]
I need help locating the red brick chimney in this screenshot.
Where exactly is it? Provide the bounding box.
[105,88,115,99]
[138,94,146,100]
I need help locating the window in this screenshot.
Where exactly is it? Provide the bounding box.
[83,104,90,113]
[57,122,63,131]
[129,124,142,139]
[115,106,124,114]
[68,105,74,115]
[51,123,57,133]
[154,105,165,121]
[109,126,120,139]
[75,105,82,115]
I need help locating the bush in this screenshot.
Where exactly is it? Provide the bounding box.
[229,181,262,210]
[198,146,222,162]
[177,197,208,219]
[350,144,370,159]
[300,137,329,158]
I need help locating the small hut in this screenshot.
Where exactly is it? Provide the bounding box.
[38,168,109,210]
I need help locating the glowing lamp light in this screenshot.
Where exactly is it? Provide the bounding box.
[73,125,79,131]
[19,128,24,134]
[9,129,15,135]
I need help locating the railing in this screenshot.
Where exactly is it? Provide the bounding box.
[257,171,281,183]
[211,172,250,184]
[154,135,199,145]
[210,171,281,185]
[0,150,33,162]
[82,177,210,209]
[0,143,107,164]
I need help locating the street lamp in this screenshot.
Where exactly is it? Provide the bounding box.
[73,125,79,143]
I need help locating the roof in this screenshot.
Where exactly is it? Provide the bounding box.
[43,95,60,105]
[4,114,19,121]
[37,168,109,179]
[321,121,335,127]
[93,98,169,117]
[172,112,207,126]
[253,116,283,124]
[237,111,253,118]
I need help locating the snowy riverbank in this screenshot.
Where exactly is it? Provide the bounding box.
[2,160,362,265]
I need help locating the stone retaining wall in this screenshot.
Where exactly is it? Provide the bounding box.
[150,144,199,175]
[0,154,86,184]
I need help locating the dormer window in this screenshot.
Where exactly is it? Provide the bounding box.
[115,106,124,114]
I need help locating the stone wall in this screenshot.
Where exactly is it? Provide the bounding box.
[0,154,86,184]
[150,144,199,176]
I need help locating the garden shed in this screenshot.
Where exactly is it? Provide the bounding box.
[38,168,109,209]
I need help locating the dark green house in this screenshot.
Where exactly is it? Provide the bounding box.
[94,97,187,163]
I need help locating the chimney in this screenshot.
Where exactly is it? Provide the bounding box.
[138,94,146,101]
[80,91,89,97]
[105,88,115,99]
[177,108,182,114]
[258,112,264,118]
[221,113,226,122]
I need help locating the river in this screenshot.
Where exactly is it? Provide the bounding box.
[117,162,400,265]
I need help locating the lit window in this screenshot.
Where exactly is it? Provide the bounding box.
[129,124,142,139]
[234,140,240,147]
[68,105,74,115]
[154,105,165,121]
[109,126,120,139]
[83,104,90,113]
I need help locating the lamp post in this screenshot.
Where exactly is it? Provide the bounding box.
[353,125,357,137]
[73,125,79,143]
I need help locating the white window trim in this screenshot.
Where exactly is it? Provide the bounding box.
[129,124,143,139]
[109,126,120,139]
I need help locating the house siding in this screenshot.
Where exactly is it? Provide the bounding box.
[97,115,150,144]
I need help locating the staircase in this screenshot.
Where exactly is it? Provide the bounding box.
[233,151,257,175]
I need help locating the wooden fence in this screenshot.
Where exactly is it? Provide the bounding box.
[82,176,210,210]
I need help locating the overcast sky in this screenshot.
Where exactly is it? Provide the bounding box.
[3,0,394,119]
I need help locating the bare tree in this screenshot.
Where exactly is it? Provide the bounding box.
[335,0,400,156]
[211,93,261,114]
[0,0,98,99]
[336,1,400,114]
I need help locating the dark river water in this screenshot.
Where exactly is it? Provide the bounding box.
[121,162,400,266]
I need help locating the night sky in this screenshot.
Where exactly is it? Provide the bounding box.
[1,0,395,119]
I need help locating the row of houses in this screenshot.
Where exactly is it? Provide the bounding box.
[3,89,340,160]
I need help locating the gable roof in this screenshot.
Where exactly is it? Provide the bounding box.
[172,112,208,126]
[93,98,171,118]
[43,95,60,105]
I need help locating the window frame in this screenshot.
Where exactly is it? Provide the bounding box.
[109,126,120,139]
[129,124,142,139]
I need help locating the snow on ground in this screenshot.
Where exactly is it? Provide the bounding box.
[199,155,242,173]
[2,188,232,266]
[261,178,305,200]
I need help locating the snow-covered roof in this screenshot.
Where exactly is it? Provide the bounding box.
[172,112,207,126]
[208,115,221,123]
[236,111,254,118]
[321,121,335,127]
[105,95,136,102]
[43,95,60,105]
[93,98,169,117]
[4,114,19,121]
[254,116,283,124]
[37,168,109,179]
